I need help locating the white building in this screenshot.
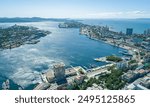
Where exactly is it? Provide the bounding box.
[116,61,128,69]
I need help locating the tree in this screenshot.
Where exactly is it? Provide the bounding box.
[106,55,122,62]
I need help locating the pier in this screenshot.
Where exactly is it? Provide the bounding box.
[94,56,116,64]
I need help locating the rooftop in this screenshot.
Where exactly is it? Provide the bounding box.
[53,62,65,68]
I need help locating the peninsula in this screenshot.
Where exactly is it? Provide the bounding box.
[0,25,51,49]
[56,21,150,90]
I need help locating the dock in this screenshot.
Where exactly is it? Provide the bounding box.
[94,56,115,64]
[94,57,107,62]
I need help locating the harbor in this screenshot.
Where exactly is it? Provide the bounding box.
[33,61,114,90]
[0,19,150,90]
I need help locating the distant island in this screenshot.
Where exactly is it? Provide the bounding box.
[0,25,51,49]
[0,17,69,23]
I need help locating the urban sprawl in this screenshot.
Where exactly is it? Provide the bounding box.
[1,21,150,90]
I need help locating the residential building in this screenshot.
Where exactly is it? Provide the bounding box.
[116,61,128,69]
[125,83,148,90]
[126,28,133,35]
[122,70,139,83]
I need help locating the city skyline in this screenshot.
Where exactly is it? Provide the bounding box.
[0,0,150,19]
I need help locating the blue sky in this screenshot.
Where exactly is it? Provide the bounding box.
[0,0,150,18]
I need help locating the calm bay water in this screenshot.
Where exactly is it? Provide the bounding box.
[0,19,150,89]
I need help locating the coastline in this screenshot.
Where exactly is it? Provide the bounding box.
[85,36,130,51]
[0,25,51,50]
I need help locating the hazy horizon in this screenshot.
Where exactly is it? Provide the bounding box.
[0,0,150,19]
[1,17,150,20]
